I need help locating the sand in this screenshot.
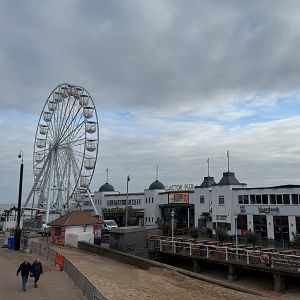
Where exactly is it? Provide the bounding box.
[52,246,268,300]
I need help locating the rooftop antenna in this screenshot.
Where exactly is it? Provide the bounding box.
[207,158,210,177]
[227,150,230,172]
[106,168,109,183]
[156,164,158,180]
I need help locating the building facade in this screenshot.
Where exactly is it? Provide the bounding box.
[84,171,300,242]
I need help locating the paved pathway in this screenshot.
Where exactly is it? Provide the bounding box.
[0,248,84,300]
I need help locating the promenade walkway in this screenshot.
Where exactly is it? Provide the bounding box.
[0,248,83,300]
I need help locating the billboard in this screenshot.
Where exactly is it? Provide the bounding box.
[168,192,189,204]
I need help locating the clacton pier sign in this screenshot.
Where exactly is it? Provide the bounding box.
[165,184,194,191]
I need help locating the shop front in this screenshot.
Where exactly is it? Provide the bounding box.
[237,204,296,241]
[253,215,268,239]
[237,214,248,236]
[274,216,289,242]
[102,207,144,226]
[160,204,194,229]
[160,191,195,229]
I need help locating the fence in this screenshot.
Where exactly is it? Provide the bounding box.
[30,241,106,300]
[149,238,300,273]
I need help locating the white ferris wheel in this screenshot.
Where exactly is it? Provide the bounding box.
[23,83,99,222]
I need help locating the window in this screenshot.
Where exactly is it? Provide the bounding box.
[255,195,261,204]
[238,195,243,204]
[262,194,268,204]
[292,194,299,205]
[270,194,276,205]
[55,227,61,236]
[250,195,255,204]
[276,194,283,205]
[152,217,154,222]
[219,196,224,205]
[283,194,290,205]
[122,200,126,205]
[152,197,154,203]
[137,199,141,205]
[200,196,205,204]
[146,198,147,204]
[243,195,249,204]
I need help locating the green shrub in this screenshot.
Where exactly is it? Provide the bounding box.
[216,228,228,245]
[246,230,259,248]
[189,227,199,240]
[157,219,171,236]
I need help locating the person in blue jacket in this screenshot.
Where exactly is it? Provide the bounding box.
[16,258,32,291]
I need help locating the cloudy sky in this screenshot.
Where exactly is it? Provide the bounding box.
[1,0,300,205]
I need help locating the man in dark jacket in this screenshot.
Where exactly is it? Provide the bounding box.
[31,259,43,288]
[16,258,31,291]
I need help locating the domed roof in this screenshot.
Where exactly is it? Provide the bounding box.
[99,182,115,192]
[200,176,216,188]
[149,180,165,190]
[218,172,240,186]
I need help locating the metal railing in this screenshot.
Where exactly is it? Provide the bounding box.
[30,241,106,300]
[149,238,300,273]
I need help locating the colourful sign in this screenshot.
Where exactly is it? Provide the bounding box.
[168,192,189,204]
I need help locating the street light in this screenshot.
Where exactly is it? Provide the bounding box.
[15,151,24,250]
[234,215,238,260]
[171,209,175,244]
[125,175,130,227]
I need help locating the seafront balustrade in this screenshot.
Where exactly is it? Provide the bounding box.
[148,237,300,273]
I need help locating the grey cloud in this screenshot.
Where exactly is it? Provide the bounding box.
[1,1,300,114]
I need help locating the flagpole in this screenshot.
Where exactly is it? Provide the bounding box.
[227,150,230,172]
[207,158,210,177]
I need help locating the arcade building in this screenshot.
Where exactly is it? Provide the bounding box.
[83,169,300,243]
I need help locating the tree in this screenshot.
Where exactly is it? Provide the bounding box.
[189,227,199,240]
[246,230,259,248]
[216,228,228,245]
[157,219,171,237]
[201,211,211,227]
[201,212,212,223]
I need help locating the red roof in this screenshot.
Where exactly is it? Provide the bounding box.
[48,210,103,227]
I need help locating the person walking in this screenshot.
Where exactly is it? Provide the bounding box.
[31,259,43,288]
[16,258,31,291]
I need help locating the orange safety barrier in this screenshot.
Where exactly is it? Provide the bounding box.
[55,252,64,270]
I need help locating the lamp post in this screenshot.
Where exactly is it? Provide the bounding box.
[234,215,238,260]
[15,151,24,250]
[125,175,130,227]
[171,209,175,248]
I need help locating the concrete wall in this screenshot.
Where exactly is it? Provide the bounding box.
[109,228,148,252]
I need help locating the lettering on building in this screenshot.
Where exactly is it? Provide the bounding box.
[165,184,194,191]
[258,207,280,214]
[216,215,227,221]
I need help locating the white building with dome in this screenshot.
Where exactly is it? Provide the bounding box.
[83,168,300,243]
